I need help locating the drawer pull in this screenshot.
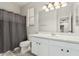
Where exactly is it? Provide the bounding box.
[61,49,63,51]
[67,50,69,52]
[39,43,40,45]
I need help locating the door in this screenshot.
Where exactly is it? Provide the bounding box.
[48,45,65,56]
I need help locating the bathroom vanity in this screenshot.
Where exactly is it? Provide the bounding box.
[30,34,79,56]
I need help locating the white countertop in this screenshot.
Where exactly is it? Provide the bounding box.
[30,33,79,44]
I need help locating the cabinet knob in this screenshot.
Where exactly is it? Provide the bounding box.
[67,50,69,52]
[61,49,63,51]
[39,43,40,45]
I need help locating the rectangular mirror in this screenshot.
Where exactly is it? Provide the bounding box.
[39,2,73,33]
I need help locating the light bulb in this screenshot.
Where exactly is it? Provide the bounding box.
[55,5,60,9]
[54,2,60,7]
[42,5,47,10]
[45,8,49,12]
[48,3,53,8]
[61,2,67,7]
[50,7,54,10]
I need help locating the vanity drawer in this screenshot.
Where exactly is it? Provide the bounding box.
[48,39,79,49]
[48,39,68,46]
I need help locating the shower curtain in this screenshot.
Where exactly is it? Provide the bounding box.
[0,9,27,53]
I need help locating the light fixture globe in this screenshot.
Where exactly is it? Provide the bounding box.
[54,2,60,7]
[42,2,67,12]
[50,7,54,10]
[42,5,47,10]
[61,2,67,7]
[45,8,49,12]
[48,3,53,8]
[55,5,60,9]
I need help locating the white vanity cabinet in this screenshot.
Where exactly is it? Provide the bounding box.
[30,36,79,56]
[49,45,79,56]
[48,39,79,56]
[31,37,48,56]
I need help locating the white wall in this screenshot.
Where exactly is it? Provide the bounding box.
[0,2,20,14]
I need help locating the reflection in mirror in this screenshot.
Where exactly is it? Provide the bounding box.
[59,16,70,33]
[39,10,57,33]
[39,2,79,34]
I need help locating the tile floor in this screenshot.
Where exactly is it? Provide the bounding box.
[0,49,34,56]
[0,51,34,56]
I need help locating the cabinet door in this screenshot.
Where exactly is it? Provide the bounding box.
[31,41,39,55]
[48,45,65,56]
[39,43,48,56]
[39,38,48,56]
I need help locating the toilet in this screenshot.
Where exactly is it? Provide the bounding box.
[19,40,30,54]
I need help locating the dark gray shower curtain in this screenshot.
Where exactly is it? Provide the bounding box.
[3,10,11,52]
[0,10,4,53]
[0,9,26,53]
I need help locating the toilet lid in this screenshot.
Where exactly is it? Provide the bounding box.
[20,41,30,47]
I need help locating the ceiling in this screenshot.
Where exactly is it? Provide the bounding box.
[14,2,72,7]
[14,2,30,7]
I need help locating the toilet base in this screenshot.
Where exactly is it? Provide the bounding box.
[20,46,30,54]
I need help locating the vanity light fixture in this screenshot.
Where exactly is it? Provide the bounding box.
[42,5,47,10]
[61,2,67,7]
[42,2,67,12]
[45,8,49,12]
